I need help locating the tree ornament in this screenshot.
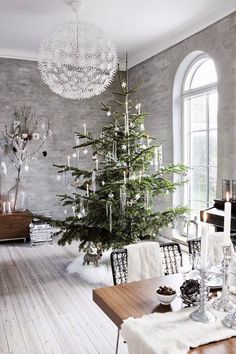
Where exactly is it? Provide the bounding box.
[83,148,88,155]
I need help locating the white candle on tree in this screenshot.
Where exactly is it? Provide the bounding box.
[86,183,89,197]
[67,156,70,167]
[95,158,99,171]
[83,123,87,135]
[223,192,231,246]
[123,171,126,185]
[201,211,208,271]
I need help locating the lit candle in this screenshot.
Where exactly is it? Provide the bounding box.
[83,123,87,135]
[86,183,89,197]
[67,156,70,167]
[147,135,150,147]
[138,103,141,115]
[223,192,231,245]
[2,202,6,213]
[7,201,12,214]
[72,206,76,217]
[201,212,208,271]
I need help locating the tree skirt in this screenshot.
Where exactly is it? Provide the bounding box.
[66,250,113,286]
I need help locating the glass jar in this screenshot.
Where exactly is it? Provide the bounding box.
[8,178,27,211]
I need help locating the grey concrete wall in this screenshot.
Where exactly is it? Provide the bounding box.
[0,58,118,217]
[129,12,236,203]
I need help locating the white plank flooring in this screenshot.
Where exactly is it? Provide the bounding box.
[0,242,128,354]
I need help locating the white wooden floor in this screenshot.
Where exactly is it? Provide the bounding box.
[0,241,128,354]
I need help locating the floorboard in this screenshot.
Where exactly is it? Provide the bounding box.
[0,242,128,354]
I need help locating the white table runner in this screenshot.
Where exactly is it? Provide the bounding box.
[121,303,236,354]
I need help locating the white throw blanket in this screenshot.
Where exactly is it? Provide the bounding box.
[121,302,236,354]
[126,242,164,282]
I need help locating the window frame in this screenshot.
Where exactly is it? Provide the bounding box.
[181,54,218,216]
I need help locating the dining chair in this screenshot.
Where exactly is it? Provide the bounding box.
[188,238,201,269]
[110,242,182,353]
[111,242,183,286]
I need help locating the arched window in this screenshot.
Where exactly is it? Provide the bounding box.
[182,54,218,218]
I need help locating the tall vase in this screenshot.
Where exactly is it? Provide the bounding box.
[8,178,27,211]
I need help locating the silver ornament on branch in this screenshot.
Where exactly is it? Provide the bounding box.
[38,1,118,100]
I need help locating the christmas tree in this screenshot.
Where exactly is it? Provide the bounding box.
[53,61,188,253]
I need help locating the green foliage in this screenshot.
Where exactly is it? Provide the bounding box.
[52,70,188,252]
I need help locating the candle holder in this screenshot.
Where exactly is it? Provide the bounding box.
[212,245,234,312]
[222,179,230,200]
[190,270,216,323]
[222,310,236,329]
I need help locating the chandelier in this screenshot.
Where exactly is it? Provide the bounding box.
[38,1,118,100]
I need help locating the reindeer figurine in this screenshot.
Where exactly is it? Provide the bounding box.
[83,249,103,267]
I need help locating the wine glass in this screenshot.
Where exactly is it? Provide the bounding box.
[222,275,236,329]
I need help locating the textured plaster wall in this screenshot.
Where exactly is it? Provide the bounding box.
[129,12,236,204]
[0,58,117,217]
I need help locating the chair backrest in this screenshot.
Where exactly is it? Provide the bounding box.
[110,242,182,285]
[188,238,201,258]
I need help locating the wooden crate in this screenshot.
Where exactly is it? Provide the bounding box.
[0,209,32,242]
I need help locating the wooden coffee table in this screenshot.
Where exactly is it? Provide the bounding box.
[93,273,236,353]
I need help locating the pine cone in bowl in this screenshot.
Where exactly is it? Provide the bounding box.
[180,279,201,307]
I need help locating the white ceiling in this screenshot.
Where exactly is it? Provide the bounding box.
[0,0,236,68]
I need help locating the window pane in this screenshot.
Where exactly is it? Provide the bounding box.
[209,130,217,167]
[190,95,206,131]
[191,131,207,165]
[191,59,217,89]
[190,200,207,218]
[209,92,218,129]
[190,167,207,202]
[209,167,217,204]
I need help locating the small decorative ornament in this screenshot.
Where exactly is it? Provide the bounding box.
[101,181,105,186]
[92,154,97,160]
[140,123,145,131]
[114,126,120,132]
[140,144,147,150]
[121,145,127,151]
[64,209,68,215]
[33,133,40,140]
[56,175,61,181]
[72,152,77,159]
[108,192,114,199]
[135,194,141,200]
[106,111,111,117]
[42,151,47,157]
[22,133,28,139]
[121,81,126,88]
[24,165,29,172]
[83,148,88,155]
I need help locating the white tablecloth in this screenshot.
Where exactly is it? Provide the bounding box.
[121,302,236,354]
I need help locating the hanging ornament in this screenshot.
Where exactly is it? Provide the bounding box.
[140,123,145,131]
[120,185,126,213]
[112,141,117,160]
[24,164,29,172]
[135,102,141,115]
[135,194,141,200]
[92,171,96,193]
[92,154,97,160]
[72,152,77,159]
[106,111,111,117]
[121,81,126,88]
[140,144,147,150]
[145,189,149,208]
[121,145,127,151]
[83,148,88,155]
[72,205,76,217]
[64,209,68,215]
[101,180,105,186]
[109,203,112,232]
[108,192,114,199]
[56,174,61,181]
[0,162,7,176]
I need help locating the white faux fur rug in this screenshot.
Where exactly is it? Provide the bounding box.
[66,250,113,286]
